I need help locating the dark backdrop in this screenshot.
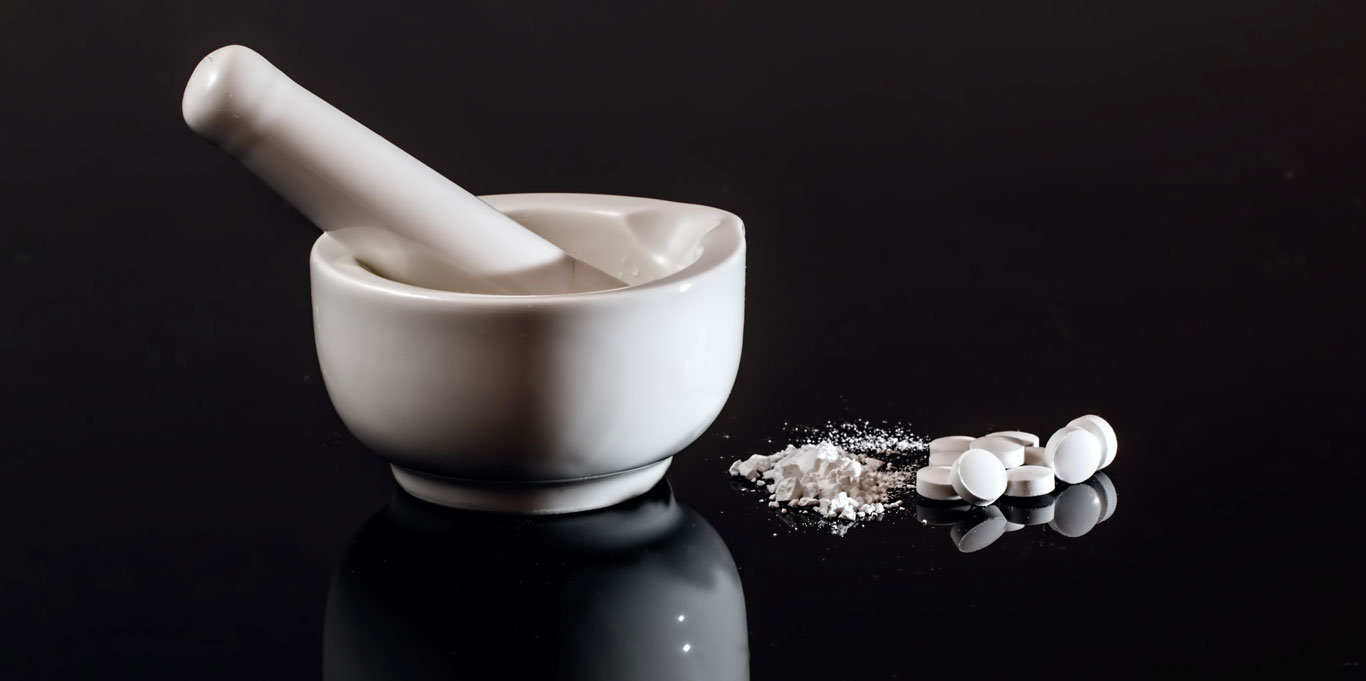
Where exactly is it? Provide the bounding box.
[3,1,1363,679]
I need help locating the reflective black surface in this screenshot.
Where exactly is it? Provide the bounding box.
[325,482,746,681]
[3,1,1363,678]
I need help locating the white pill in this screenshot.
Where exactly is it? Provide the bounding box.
[984,430,1040,447]
[928,449,963,466]
[970,435,1026,468]
[1087,471,1118,523]
[1023,445,1051,466]
[950,449,1007,506]
[950,506,1008,553]
[1045,426,1102,484]
[1002,521,1026,532]
[1068,415,1118,469]
[915,465,960,501]
[999,496,1056,526]
[1005,465,1056,498]
[1049,482,1102,537]
[929,435,975,455]
[1044,426,1069,450]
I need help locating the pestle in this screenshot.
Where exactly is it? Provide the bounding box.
[181,45,626,295]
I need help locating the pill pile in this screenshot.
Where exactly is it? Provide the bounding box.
[917,415,1117,506]
[914,415,1119,552]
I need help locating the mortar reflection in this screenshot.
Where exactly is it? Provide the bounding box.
[323,480,749,680]
[914,472,1118,553]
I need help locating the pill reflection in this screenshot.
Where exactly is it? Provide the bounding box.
[998,494,1056,526]
[914,499,973,526]
[912,472,1119,553]
[1049,482,1103,537]
[950,506,1008,553]
[1088,472,1118,523]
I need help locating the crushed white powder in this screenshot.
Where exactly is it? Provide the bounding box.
[728,423,927,531]
[730,441,903,520]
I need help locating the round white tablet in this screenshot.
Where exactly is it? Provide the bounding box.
[999,496,1056,525]
[915,465,960,501]
[1004,465,1056,497]
[950,506,1008,553]
[1049,482,1102,537]
[1068,415,1118,469]
[928,449,964,466]
[1023,445,1051,466]
[1044,426,1069,450]
[929,435,975,456]
[970,435,1026,469]
[950,449,1007,506]
[1045,426,1102,484]
[1087,471,1118,523]
[984,430,1040,447]
[1002,521,1026,532]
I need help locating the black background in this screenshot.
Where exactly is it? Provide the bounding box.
[3,1,1363,678]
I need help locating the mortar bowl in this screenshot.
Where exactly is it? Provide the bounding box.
[310,193,745,514]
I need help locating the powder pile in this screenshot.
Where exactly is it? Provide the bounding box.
[729,440,913,521]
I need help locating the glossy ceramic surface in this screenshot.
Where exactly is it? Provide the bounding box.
[310,193,746,513]
[183,45,623,295]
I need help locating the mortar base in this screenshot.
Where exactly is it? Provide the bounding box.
[390,459,673,515]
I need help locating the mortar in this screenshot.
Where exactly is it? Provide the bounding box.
[311,193,745,513]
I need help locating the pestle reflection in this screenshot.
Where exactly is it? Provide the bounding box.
[323,480,749,681]
[914,472,1119,553]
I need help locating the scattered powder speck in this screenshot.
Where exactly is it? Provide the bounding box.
[787,420,926,456]
[728,422,927,534]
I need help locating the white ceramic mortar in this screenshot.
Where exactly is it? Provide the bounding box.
[311,193,745,513]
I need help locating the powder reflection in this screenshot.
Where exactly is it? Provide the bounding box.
[323,480,749,680]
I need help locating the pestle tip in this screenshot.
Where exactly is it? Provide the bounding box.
[182,45,282,146]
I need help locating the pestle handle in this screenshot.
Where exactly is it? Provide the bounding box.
[182,45,625,295]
